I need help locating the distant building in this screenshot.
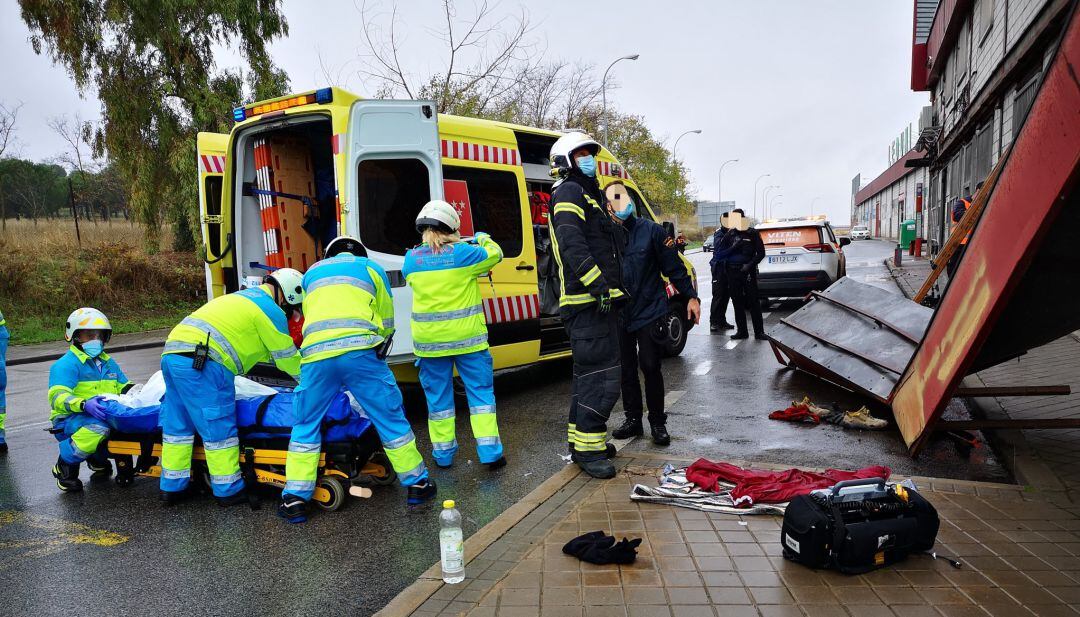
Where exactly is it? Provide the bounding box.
[695,200,736,228]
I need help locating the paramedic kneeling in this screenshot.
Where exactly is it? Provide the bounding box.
[48,308,134,492]
[404,200,506,470]
[280,236,435,524]
[159,268,304,506]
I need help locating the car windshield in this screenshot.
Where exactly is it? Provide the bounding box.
[759,226,822,247]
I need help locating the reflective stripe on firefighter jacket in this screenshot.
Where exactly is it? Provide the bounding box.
[402,234,503,358]
[299,255,395,364]
[549,174,624,308]
[162,284,300,378]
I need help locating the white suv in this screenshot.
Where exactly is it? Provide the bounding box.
[756,219,850,300]
[850,225,871,240]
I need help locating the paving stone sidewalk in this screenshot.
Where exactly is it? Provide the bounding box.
[393,457,1080,617]
[884,258,1080,500]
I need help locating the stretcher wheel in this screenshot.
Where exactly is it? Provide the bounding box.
[315,476,346,512]
[115,475,134,487]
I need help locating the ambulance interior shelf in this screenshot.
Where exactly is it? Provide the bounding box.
[238,118,336,282]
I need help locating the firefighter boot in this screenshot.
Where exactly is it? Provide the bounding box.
[611,418,644,440]
[576,456,616,480]
[569,443,618,459]
[52,457,83,492]
[650,424,671,446]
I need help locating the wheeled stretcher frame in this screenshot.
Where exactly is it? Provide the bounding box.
[105,429,396,512]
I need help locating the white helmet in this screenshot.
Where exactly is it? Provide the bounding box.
[550,131,601,172]
[325,236,367,258]
[266,267,305,308]
[415,199,460,234]
[65,308,112,343]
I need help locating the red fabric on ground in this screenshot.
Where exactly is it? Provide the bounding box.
[685,459,891,507]
[768,404,820,424]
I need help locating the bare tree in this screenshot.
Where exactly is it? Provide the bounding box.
[356,0,542,118]
[0,101,21,230]
[49,114,108,222]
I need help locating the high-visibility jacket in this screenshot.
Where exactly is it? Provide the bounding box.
[952,198,972,245]
[402,234,503,358]
[162,284,300,378]
[299,255,395,364]
[48,346,130,421]
[0,307,5,328]
[550,173,624,310]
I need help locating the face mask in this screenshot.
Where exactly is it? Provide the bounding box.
[614,200,635,220]
[82,340,104,358]
[576,155,597,178]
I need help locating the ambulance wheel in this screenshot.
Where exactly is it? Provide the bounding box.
[315,476,346,512]
[661,311,688,358]
[369,452,397,486]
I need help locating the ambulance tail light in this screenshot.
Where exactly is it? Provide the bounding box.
[803,243,834,253]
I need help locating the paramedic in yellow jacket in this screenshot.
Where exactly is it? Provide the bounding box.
[48,308,134,491]
[403,200,507,470]
[280,236,435,524]
[159,268,304,506]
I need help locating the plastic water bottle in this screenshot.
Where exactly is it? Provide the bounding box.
[440,500,465,584]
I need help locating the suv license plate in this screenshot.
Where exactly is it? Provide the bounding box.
[769,256,799,264]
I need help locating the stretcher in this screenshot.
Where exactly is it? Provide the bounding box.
[105,429,395,512]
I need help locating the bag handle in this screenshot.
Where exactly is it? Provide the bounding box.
[830,477,886,496]
[254,393,278,427]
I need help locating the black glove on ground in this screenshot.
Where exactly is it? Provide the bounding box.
[562,530,642,565]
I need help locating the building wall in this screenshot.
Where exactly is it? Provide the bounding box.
[852,165,930,242]
[922,0,1061,250]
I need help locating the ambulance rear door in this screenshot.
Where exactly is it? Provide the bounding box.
[197,131,230,300]
[344,100,444,361]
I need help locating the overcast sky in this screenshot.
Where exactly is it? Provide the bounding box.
[0,0,929,224]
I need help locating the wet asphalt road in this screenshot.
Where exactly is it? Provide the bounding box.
[0,239,1007,616]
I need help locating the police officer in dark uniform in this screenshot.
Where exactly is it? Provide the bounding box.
[549,132,625,479]
[709,212,734,332]
[712,209,766,340]
[606,181,700,446]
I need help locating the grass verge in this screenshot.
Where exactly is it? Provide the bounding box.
[0,221,203,345]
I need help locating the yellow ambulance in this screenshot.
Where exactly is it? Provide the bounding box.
[197,87,697,380]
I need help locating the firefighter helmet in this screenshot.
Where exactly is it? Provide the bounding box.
[549,132,601,173]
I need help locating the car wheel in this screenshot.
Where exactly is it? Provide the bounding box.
[661,311,688,357]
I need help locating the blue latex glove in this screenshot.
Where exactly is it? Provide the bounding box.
[82,396,108,420]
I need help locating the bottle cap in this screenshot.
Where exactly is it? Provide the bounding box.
[443,500,455,509]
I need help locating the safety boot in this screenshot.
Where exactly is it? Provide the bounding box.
[217,491,250,508]
[278,494,308,523]
[650,424,671,446]
[52,457,83,492]
[87,458,113,482]
[407,479,438,505]
[0,442,8,455]
[486,456,507,471]
[731,331,749,340]
[576,457,616,480]
[611,418,644,440]
[159,488,197,506]
[754,332,769,341]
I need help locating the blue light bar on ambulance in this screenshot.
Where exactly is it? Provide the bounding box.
[232,88,334,122]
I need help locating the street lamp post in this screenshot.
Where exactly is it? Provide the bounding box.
[601,54,640,147]
[672,129,703,161]
[762,185,779,220]
[770,195,783,218]
[810,196,823,217]
[718,158,738,205]
[753,174,771,221]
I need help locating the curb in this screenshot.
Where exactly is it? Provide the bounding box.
[7,339,166,367]
[374,463,584,617]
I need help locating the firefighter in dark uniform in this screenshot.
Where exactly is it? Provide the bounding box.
[712,209,766,340]
[605,181,700,446]
[709,212,734,332]
[548,132,625,479]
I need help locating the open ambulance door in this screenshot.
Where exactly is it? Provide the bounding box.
[345,100,444,362]
[198,131,230,300]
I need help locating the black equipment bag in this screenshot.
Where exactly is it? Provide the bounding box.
[781,478,939,574]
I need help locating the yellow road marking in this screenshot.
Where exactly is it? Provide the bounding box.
[0,510,129,561]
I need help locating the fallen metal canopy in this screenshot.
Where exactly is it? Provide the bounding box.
[768,277,933,403]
